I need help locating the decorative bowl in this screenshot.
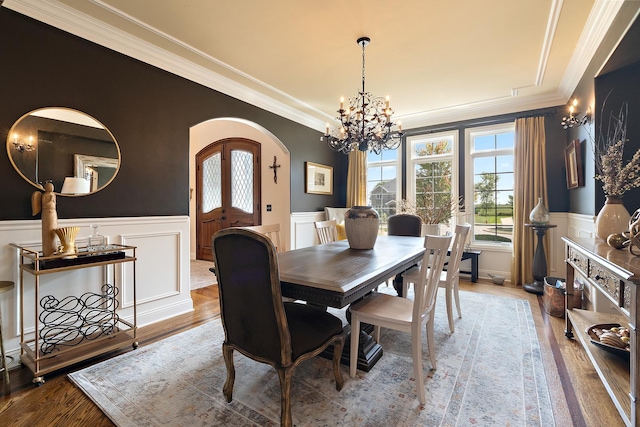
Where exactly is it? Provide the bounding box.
[586,323,630,359]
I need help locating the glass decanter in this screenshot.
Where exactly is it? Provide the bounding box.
[87,224,106,251]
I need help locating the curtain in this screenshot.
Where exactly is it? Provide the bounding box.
[511,116,548,286]
[346,150,367,207]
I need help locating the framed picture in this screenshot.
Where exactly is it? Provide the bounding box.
[565,139,584,189]
[305,161,333,195]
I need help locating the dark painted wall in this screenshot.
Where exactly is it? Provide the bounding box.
[595,61,640,213]
[564,7,640,216]
[0,10,346,220]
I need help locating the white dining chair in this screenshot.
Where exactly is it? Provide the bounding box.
[242,223,283,252]
[314,219,338,244]
[402,223,471,333]
[349,234,452,405]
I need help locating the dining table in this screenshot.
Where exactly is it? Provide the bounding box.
[277,234,425,371]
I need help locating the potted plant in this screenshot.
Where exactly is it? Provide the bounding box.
[398,194,462,235]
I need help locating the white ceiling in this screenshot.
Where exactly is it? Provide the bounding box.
[3,0,631,131]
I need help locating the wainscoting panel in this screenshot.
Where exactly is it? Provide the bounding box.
[290,211,326,249]
[0,216,193,364]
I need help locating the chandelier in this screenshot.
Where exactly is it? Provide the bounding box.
[323,37,404,154]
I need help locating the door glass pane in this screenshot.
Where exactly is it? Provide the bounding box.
[231,150,253,213]
[202,152,221,213]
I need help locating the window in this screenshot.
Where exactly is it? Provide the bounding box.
[367,148,400,233]
[465,123,514,246]
[406,131,458,235]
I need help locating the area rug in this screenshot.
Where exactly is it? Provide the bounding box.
[190,259,217,290]
[69,288,554,426]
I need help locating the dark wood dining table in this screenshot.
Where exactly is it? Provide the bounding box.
[277,234,425,371]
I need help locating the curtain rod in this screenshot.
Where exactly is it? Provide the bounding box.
[402,107,558,136]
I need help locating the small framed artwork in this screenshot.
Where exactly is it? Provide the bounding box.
[305,161,333,195]
[565,139,584,189]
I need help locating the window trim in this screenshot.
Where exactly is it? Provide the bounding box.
[464,122,515,249]
[366,150,401,224]
[405,130,459,227]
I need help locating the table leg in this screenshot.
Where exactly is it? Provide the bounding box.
[320,299,385,371]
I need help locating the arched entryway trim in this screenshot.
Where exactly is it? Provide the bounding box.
[189,118,291,258]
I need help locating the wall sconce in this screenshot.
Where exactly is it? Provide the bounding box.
[561,99,591,129]
[12,133,35,152]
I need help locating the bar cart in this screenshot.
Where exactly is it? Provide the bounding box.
[10,243,137,385]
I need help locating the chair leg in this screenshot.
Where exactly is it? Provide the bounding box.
[0,308,9,388]
[402,279,409,299]
[454,277,462,318]
[277,367,295,427]
[445,281,455,333]
[332,335,345,391]
[222,343,235,403]
[411,328,426,405]
[373,325,381,343]
[426,316,437,370]
[349,316,360,378]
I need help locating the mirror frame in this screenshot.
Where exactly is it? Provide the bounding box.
[6,107,121,196]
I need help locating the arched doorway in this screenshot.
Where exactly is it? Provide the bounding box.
[189,118,291,259]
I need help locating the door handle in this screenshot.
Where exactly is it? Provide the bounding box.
[221,216,227,220]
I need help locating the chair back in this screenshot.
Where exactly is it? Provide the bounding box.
[445,224,471,283]
[212,228,292,366]
[242,223,283,252]
[412,234,452,322]
[387,214,422,237]
[314,219,338,244]
[324,207,350,224]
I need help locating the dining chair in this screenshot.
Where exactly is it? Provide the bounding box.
[378,213,423,290]
[349,234,452,405]
[314,219,338,244]
[387,213,422,237]
[212,228,345,427]
[402,223,471,333]
[242,223,283,252]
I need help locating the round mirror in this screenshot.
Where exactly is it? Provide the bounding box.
[6,107,120,196]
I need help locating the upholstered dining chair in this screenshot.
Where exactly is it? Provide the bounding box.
[314,219,338,244]
[242,223,283,252]
[212,228,345,427]
[402,223,471,333]
[387,213,422,237]
[349,234,452,405]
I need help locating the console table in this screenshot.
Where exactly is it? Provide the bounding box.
[563,236,640,426]
[11,243,138,385]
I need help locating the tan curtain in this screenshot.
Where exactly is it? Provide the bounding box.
[346,150,367,207]
[511,116,548,286]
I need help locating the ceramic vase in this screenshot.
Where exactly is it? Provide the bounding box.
[595,196,631,240]
[344,206,380,249]
[421,223,441,236]
[529,197,550,224]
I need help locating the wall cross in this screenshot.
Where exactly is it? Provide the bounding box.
[269,156,281,184]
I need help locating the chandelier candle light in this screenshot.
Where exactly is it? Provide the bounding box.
[323,37,404,154]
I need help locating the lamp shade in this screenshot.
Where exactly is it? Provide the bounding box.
[61,177,90,194]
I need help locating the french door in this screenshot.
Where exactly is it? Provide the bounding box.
[196,138,261,260]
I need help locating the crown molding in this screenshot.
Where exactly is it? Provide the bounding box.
[558,0,625,101]
[2,0,620,133]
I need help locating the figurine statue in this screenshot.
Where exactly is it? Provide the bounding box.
[32,182,58,256]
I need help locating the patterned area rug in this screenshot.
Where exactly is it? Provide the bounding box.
[69,289,554,426]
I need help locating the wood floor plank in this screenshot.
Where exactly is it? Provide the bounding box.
[0,279,627,426]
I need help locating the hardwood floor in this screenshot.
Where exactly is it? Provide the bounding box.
[0,280,625,426]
